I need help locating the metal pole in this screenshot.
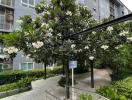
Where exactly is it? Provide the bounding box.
[66,60,70,99]
[72,68,75,100]
[90,60,94,88]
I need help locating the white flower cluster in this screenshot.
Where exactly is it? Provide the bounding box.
[89,56,94,60]
[115,45,123,49]
[83,6,88,9]
[46,33,52,37]
[71,44,76,49]
[57,33,62,37]
[101,45,109,50]
[16,19,23,24]
[46,11,50,15]
[127,37,132,42]
[48,28,53,33]
[41,23,49,29]
[32,41,44,49]
[45,28,53,37]
[92,31,96,35]
[3,47,18,54]
[66,11,72,16]
[78,49,82,52]
[119,31,129,36]
[107,26,113,32]
[25,32,29,35]
[84,46,89,49]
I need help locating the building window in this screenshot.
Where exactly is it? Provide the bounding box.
[21,0,35,8]
[109,0,115,19]
[21,62,33,70]
[122,11,124,16]
[0,0,15,7]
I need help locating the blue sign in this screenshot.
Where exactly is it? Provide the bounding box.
[69,60,77,69]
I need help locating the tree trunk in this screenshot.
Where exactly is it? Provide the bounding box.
[62,58,65,75]
[64,58,70,99]
[44,63,47,80]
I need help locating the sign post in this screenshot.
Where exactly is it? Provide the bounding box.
[69,60,77,100]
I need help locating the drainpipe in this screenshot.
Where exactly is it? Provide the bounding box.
[98,0,101,22]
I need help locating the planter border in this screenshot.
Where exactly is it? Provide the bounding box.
[0,85,32,98]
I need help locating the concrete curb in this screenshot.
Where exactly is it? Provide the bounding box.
[0,86,32,98]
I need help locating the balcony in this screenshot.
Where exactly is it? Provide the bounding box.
[0,0,15,8]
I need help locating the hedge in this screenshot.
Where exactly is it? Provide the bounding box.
[97,76,132,100]
[0,77,32,92]
[0,66,62,85]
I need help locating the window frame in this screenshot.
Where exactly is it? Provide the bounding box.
[20,62,34,71]
[21,0,35,8]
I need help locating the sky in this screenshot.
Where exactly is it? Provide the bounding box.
[120,0,132,11]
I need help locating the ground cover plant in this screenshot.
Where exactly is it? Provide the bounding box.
[97,76,132,100]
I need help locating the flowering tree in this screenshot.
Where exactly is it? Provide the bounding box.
[1,0,132,90]
[2,0,96,71]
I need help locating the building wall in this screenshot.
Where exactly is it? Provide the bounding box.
[13,0,41,29]
[77,0,131,22]
[13,0,43,70]
[13,51,43,70]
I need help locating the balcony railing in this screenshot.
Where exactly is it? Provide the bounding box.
[0,0,15,8]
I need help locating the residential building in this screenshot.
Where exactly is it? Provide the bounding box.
[76,0,131,21]
[0,0,43,70]
[0,0,131,70]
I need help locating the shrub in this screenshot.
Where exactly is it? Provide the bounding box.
[97,86,127,100]
[0,66,62,85]
[80,94,92,100]
[0,77,32,92]
[58,76,76,87]
[114,77,132,99]
[97,76,132,100]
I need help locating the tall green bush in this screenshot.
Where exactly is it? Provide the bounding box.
[97,76,132,100]
[0,66,62,85]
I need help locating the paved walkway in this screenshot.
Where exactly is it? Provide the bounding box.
[1,68,111,100]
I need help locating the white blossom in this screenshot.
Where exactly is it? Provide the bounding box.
[4,47,18,54]
[127,37,132,41]
[46,33,52,37]
[83,6,88,9]
[115,45,123,49]
[16,19,23,24]
[93,49,96,52]
[48,28,53,33]
[78,49,82,52]
[92,31,96,35]
[101,45,109,50]
[32,41,44,49]
[46,11,50,15]
[25,32,29,35]
[119,31,129,36]
[84,46,89,49]
[107,26,113,32]
[55,17,59,22]
[3,48,8,52]
[41,23,49,28]
[38,7,41,10]
[71,44,76,49]
[57,33,62,37]
[89,56,94,60]
[66,11,72,16]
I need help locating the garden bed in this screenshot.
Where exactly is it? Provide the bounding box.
[0,86,31,98]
